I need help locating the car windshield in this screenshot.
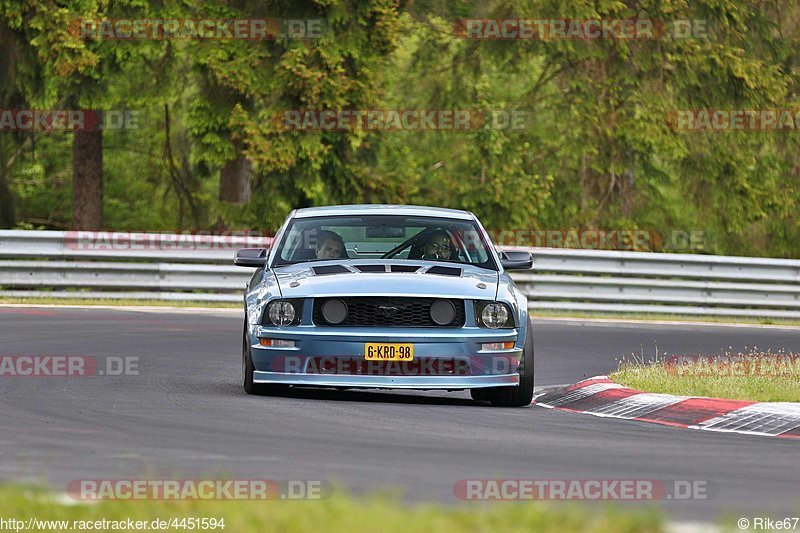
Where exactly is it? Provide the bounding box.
[273,215,497,270]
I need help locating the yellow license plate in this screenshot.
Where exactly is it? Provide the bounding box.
[364,343,414,361]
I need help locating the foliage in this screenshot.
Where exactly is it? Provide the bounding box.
[1,0,799,257]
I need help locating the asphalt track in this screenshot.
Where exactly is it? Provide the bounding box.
[1,306,799,522]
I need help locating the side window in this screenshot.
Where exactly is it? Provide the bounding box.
[457,229,489,263]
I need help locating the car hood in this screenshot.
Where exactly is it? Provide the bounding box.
[271,260,499,300]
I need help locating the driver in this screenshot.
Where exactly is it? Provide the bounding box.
[421,230,454,260]
[315,230,345,259]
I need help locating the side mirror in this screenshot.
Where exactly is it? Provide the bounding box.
[234,248,268,267]
[500,250,533,271]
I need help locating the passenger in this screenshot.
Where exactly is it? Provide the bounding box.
[315,230,346,259]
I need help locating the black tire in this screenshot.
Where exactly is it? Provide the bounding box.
[242,320,288,396]
[471,316,534,407]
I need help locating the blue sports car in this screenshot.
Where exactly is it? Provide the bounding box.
[234,204,534,406]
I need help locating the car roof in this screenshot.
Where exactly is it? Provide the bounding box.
[292,204,474,220]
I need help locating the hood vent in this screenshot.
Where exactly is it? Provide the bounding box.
[424,265,462,277]
[312,265,352,276]
[351,264,424,273]
[354,264,388,273]
[390,265,421,273]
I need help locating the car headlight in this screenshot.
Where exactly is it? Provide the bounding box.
[475,301,514,328]
[265,299,302,326]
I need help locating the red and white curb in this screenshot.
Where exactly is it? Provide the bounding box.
[533,376,800,439]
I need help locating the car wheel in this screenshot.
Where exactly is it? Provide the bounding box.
[472,316,534,407]
[242,320,288,396]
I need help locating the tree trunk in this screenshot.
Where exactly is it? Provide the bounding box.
[0,174,14,228]
[0,137,15,228]
[72,129,103,229]
[0,170,14,229]
[219,154,252,204]
[219,155,253,204]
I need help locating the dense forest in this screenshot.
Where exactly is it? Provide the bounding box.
[1,1,799,257]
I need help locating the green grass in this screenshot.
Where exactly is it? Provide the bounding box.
[531,309,800,327]
[0,485,663,533]
[0,297,239,308]
[611,349,800,402]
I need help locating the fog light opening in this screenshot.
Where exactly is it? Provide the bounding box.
[482,341,515,351]
[259,338,295,348]
[321,299,348,325]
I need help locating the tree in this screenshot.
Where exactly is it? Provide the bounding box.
[2,0,182,229]
[187,0,404,228]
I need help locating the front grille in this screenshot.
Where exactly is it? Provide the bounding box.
[313,297,465,327]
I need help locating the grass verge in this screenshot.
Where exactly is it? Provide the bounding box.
[611,350,800,402]
[531,309,800,327]
[0,485,662,533]
[0,297,239,308]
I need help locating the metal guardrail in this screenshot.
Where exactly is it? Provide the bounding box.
[1,230,799,318]
[0,229,268,263]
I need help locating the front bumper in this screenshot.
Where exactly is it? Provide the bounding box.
[250,325,522,390]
